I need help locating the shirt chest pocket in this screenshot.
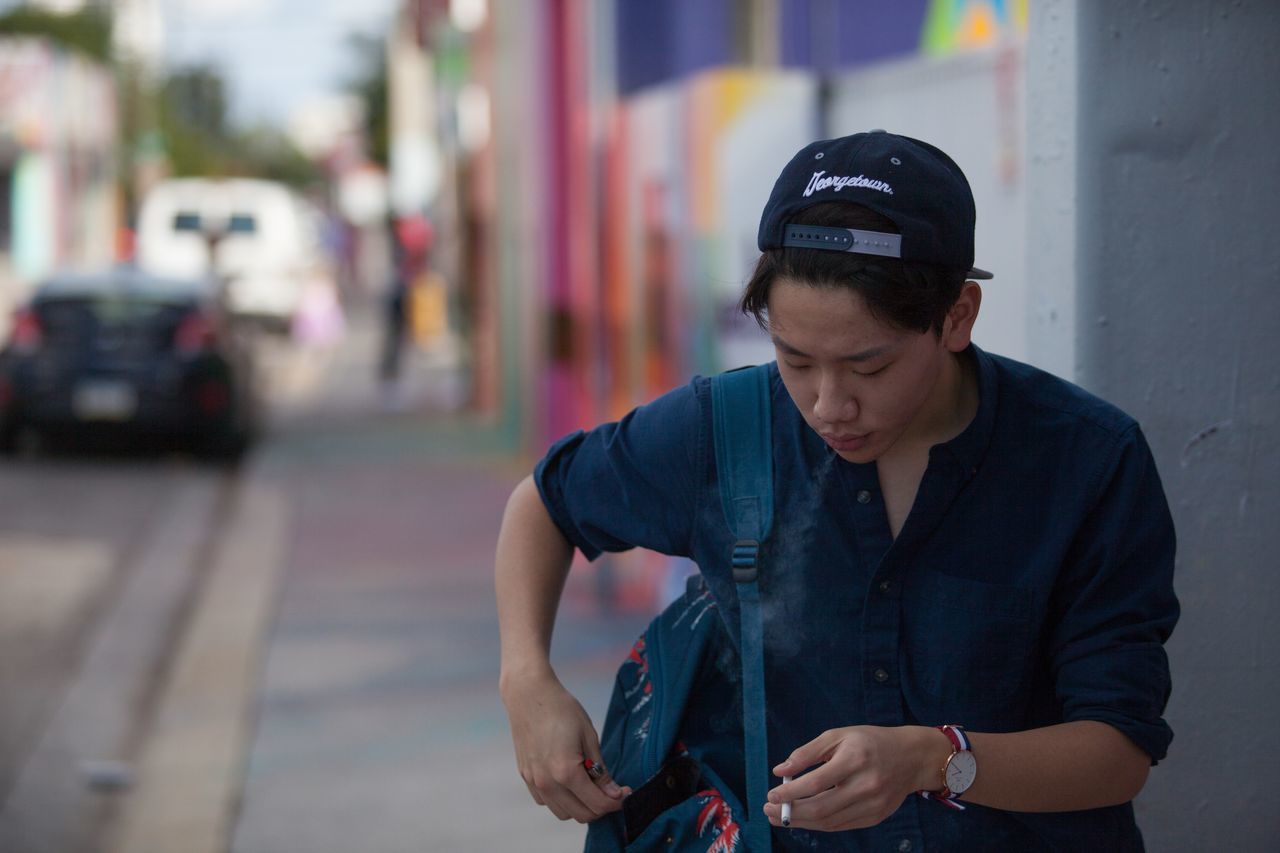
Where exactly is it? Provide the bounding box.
[900,569,1038,712]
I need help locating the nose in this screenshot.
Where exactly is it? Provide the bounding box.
[813,371,857,426]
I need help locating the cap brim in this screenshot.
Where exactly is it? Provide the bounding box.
[966,266,994,280]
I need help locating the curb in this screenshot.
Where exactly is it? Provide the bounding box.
[108,474,290,853]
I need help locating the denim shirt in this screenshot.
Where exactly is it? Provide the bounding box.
[535,344,1178,852]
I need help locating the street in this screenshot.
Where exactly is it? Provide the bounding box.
[0,304,652,853]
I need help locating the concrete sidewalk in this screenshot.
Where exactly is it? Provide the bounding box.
[229,448,647,853]
[105,302,654,853]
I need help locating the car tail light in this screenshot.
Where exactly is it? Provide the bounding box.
[174,311,219,355]
[195,380,230,414]
[10,308,42,353]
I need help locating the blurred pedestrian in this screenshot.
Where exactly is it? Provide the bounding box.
[291,272,346,350]
[495,131,1178,851]
[379,214,433,409]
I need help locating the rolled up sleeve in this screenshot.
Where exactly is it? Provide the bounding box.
[1048,425,1179,763]
[533,378,706,562]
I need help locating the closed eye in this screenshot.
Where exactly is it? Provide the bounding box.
[856,364,889,377]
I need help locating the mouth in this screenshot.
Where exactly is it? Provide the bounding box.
[821,432,870,452]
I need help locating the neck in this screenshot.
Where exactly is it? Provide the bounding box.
[894,348,978,457]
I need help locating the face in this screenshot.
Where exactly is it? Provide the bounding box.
[767,277,976,464]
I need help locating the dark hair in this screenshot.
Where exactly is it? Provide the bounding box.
[740,202,965,336]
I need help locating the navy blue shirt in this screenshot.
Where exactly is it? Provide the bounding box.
[536,345,1178,851]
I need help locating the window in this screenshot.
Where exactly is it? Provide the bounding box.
[173,212,203,232]
[227,214,257,234]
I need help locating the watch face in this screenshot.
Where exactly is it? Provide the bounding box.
[946,751,977,794]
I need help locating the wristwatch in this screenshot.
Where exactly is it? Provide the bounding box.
[935,724,977,800]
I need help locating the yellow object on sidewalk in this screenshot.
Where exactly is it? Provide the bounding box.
[408,271,448,346]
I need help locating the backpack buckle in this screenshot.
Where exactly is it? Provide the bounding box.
[732,540,759,584]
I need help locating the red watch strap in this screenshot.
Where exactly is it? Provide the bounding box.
[916,725,970,810]
[938,724,970,752]
[919,789,965,810]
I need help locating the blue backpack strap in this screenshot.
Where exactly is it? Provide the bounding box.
[710,364,773,853]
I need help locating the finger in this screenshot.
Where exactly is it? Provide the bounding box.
[580,725,627,800]
[770,780,896,832]
[582,756,626,800]
[529,764,594,823]
[536,774,595,823]
[764,785,863,831]
[563,760,627,816]
[767,760,843,804]
[523,778,546,806]
[774,730,842,778]
[518,763,547,806]
[534,757,622,823]
[545,798,572,821]
[553,781,622,824]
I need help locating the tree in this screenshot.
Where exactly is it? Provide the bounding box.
[154,63,319,189]
[163,65,229,140]
[0,4,111,63]
[1,4,320,196]
[344,32,389,167]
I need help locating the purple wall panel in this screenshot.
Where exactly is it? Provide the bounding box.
[616,0,674,94]
[836,0,929,66]
[780,0,929,72]
[620,0,930,95]
[616,0,733,95]
[673,0,733,79]
[778,0,814,68]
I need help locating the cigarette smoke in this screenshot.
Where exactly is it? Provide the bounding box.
[702,448,846,741]
[761,449,837,662]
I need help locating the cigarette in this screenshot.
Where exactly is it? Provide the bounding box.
[781,775,792,827]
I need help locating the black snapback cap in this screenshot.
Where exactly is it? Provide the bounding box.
[757,130,993,280]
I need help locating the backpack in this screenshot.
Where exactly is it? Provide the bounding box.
[585,364,775,852]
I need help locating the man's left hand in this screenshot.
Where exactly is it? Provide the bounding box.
[762,725,946,832]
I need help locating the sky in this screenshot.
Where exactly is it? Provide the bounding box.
[161,0,400,127]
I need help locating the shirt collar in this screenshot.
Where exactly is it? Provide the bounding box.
[935,343,997,477]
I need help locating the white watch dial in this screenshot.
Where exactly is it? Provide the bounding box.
[946,750,977,794]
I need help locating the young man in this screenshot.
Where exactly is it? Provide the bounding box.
[497,130,1178,850]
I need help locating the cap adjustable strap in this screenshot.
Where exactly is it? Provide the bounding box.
[782,224,902,258]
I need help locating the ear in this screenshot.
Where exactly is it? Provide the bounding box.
[942,282,982,353]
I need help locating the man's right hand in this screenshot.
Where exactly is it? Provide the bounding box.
[501,671,632,823]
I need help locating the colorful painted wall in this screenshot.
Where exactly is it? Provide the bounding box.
[427,0,1029,448]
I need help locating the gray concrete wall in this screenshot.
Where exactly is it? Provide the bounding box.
[827,46,1030,365]
[1030,2,1280,848]
[1025,1,1079,380]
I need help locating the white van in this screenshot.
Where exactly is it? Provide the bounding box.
[136,178,321,326]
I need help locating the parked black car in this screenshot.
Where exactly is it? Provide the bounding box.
[0,267,259,460]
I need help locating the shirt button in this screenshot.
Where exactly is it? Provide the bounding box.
[898,840,913,852]
[873,667,890,683]
[856,490,872,504]
[878,579,892,593]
